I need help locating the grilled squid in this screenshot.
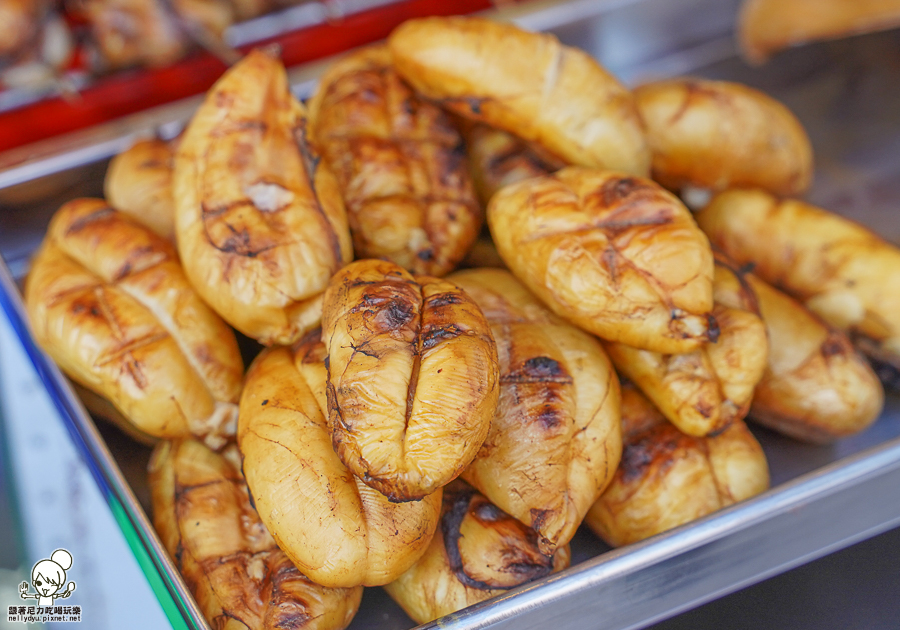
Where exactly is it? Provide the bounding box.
[450,267,621,554]
[384,481,570,624]
[308,44,482,276]
[149,438,363,630]
[173,49,353,345]
[322,259,499,501]
[488,168,716,354]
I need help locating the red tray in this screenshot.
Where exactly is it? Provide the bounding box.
[0,0,502,153]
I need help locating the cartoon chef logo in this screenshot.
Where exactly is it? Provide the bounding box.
[8,548,81,624]
[20,549,76,605]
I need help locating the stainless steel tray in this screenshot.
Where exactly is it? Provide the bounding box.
[2,0,900,628]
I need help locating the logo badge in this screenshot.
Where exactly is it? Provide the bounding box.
[8,549,80,624]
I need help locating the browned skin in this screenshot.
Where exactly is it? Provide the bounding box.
[388,16,650,176]
[384,481,571,624]
[174,49,354,345]
[586,384,769,547]
[450,268,621,555]
[149,439,363,630]
[0,0,48,59]
[697,188,900,387]
[322,259,499,501]
[488,167,715,354]
[308,45,482,276]
[634,78,813,196]
[24,199,243,448]
[604,253,769,437]
[72,0,237,69]
[738,0,900,64]
[72,0,189,68]
[105,138,176,242]
[463,123,563,205]
[238,342,442,588]
[747,275,884,443]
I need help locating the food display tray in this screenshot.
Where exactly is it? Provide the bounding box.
[2,0,900,628]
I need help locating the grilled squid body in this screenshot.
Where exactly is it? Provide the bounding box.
[748,275,884,443]
[605,254,769,437]
[238,341,442,588]
[384,482,571,624]
[738,0,900,64]
[308,45,481,276]
[488,168,716,353]
[697,189,900,384]
[25,199,243,447]
[463,123,561,204]
[174,49,353,345]
[634,78,813,196]
[73,0,191,69]
[586,384,769,547]
[0,0,47,59]
[105,138,176,242]
[149,439,363,630]
[388,16,650,176]
[322,259,499,501]
[449,268,621,554]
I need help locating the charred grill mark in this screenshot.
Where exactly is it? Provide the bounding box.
[443,488,502,591]
[600,177,650,207]
[536,405,563,429]
[523,356,564,378]
[714,252,762,315]
[465,97,485,115]
[596,210,674,233]
[444,489,555,589]
[63,206,115,234]
[667,81,701,125]
[502,356,572,384]
[602,246,619,286]
[821,332,848,358]
[706,313,721,343]
[375,298,416,330]
[667,80,730,125]
[213,224,260,258]
[426,292,463,309]
[619,426,686,484]
[174,540,184,570]
[437,141,468,188]
[439,96,489,117]
[70,298,103,319]
[694,399,715,419]
[421,323,463,350]
[272,607,312,629]
[211,119,268,136]
[113,245,160,280]
[529,508,553,534]
[201,199,256,217]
